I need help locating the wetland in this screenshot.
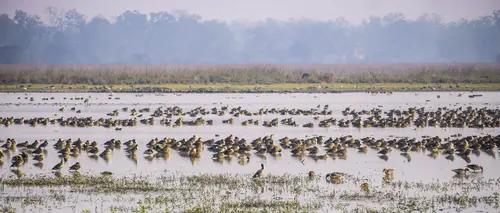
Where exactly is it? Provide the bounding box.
[0,91,499,213]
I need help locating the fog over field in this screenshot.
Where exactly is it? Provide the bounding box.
[0,0,499,64]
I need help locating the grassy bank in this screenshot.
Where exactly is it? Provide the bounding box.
[1,83,500,93]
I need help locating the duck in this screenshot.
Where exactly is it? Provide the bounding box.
[252,164,265,178]
[452,168,470,175]
[325,172,344,179]
[16,141,29,148]
[143,149,154,155]
[361,183,369,191]
[88,147,99,155]
[52,158,66,170]
[308,171,316,178]
[10,155,24,169]
[378,148,392,155]
[466,164,483,173]
[127,145,139,155]
[357,146,368,153]
[33,155,44,161]
[336,148,348,156]
[383,168,394,175]
[32,147,43,155]
[33,161,44,169]
[20,152,28,161]
[101,171,113,176]
[306,146,320,155]
[69,162,81,171]
[325,172,344,184]
[99,148,111,158]
[313,154,328,160]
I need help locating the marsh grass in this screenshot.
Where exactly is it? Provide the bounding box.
[184,173,242,186]
[0,174,166,194]
[0,173,499,212]
[220,200,323,212]
[1,64,500,91]
[0,206,15,213]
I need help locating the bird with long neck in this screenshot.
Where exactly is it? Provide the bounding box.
[52,158,66,171]
[252,164,265,178]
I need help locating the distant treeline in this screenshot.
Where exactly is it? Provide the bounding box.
[1,64,499,85]
[0,8,500,64]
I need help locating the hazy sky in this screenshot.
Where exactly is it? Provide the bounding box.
[2,0,500,23]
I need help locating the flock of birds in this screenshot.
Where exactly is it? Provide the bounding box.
[1,104,499,129]
[0,94,497,189]
[0,132,494,182]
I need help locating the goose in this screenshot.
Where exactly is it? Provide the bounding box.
[252,164,265,178]
[466,164,483,173]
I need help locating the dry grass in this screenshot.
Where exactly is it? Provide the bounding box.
[0,63,499,85]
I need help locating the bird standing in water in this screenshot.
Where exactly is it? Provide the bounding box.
[252,164,265,178]
[308,171,316,178]
[361,183,369,191]
[52,158,66,171]
[69,162,81,171]
[452,168,469,175]
[383,168,394,176]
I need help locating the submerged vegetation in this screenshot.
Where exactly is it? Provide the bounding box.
[0,173,499,212]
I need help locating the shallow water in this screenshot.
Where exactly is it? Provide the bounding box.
[1,91,499,212]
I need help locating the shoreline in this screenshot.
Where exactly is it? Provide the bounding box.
[1,83,499,93]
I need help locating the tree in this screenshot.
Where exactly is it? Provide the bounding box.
[0,45,22,64]
[0,8,499,64]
